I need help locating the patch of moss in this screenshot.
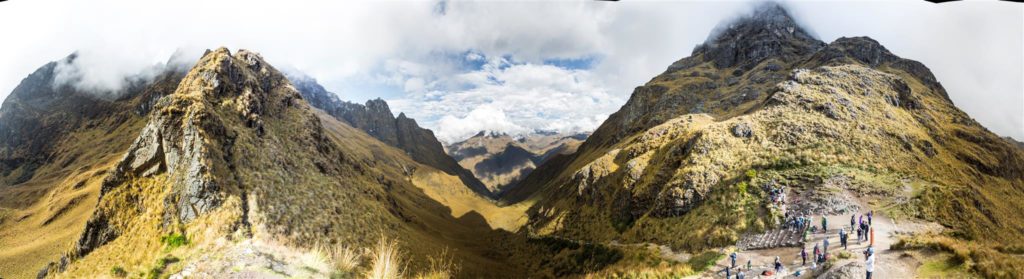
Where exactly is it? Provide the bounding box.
[160,233,188,250]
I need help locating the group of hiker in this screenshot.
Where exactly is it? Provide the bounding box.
[852,211,875,246]
[768,185,786,205]
[723,252,752,279]
[795,210,875,278]
[786,214,812,231]
[724,210,878,278]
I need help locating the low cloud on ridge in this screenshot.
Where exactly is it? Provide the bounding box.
[0,0,1019,142]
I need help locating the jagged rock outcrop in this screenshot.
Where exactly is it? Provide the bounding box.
[65,48,304,267]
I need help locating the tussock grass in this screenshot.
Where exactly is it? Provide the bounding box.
[414,248,460,279]
[893,234,1024,278]
[367,237,405,279]
[327,244,363,272]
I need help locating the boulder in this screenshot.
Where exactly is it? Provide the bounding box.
[918,140,937,158]
[818,102,842,120]
[732,122,754,138]
[817,261,864,279]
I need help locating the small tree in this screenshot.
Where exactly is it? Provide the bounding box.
[737,181,748,197]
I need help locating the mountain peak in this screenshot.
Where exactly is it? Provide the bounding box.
[693,2,823,69]
[706,2,809,42]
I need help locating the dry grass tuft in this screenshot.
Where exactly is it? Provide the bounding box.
[367,237,405,279]
[327,243,363,272]
[414,248,460,279]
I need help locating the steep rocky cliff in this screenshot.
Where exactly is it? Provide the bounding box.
[288,75,491,198]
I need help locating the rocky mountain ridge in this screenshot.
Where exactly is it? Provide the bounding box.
[287,75,491,198]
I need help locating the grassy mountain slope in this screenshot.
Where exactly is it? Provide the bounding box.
[511,4,1024,277]
[36,48,514,278]
[1,48,638,279]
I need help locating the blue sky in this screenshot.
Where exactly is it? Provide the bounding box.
[0,0,1020,143]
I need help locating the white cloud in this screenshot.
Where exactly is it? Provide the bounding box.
[389,55,622,143]
[51,48,182,98]
[0,0,1020,141]
[435,105,529,143]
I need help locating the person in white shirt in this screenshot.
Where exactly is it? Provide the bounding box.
[865,249,875,279]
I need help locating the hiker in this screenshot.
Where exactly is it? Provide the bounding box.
[821,216,828,233]
[868,210,874,226]
[737,268,746,279]
[823,237,830,254]
[856,225,863,244]
[865,247,876,279]
[725,266,731,278]
[730,252,737,268]
[774,256,783,275]
[850,214,856,230]
[747,259,752,271]
[800,246,808,266]
[840,228,848,250]
[860,222,869,242]
[803,225,810,242]
[813,243,821,264]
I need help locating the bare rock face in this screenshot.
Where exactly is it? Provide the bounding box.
[690,2,824,70]
[572,149,619,199]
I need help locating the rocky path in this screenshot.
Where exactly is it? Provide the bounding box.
[699,202,923,278]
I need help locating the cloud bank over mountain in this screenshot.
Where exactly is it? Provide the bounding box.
[0,0,1019,142]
